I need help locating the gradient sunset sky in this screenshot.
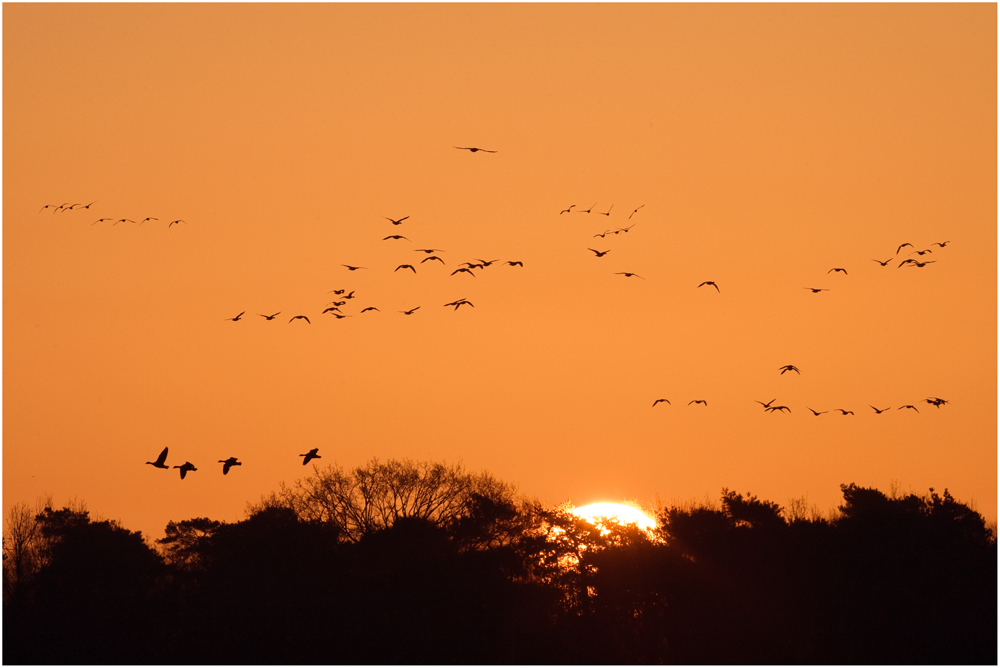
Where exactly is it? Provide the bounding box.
[4,3,996,539]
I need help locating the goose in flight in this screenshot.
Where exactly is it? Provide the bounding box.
[451,267,476,277]
[92,218,117,225]
[594,230,612,238]
[289,315,311,324]
[765,405,791,413]
[258,312,280,320]
[175,462,197,480]
[225,311,245,321]
[698,281,720,292]
[384,216,409,225]
[589,248,610,257]
[688,399,708,406]
[343,265,367,271]
[931,241,950,248]
[909,249,933,256]
[139,217,159,225]
[560,204,575,214]
[806,407,828,416]
[896,242,913,254]
[597,204,614,216]
[629,205,645,219]
[898,258,917,268]
[924,397,948,408]
[869,405,890,414]
[115,218,136,225]
[613,224,635,234]
[577,202,597,214]
[168,220,187,228]
[652,399,671,407]
[344,291,356,299]
[779,365,801,375]
[400,306,420,315]
[454,146,497,153]
[911,260,936,268]
[617,272,644,279]
[804,287,829,293]
[300,448,321,465]
[39,204,61,213]
[445,299,474,310]
[505,261,523,267]
[871,258,893,267]
[899,404,920,412]
[146,447,169,469]
[415,248,444,254]
[835,408,854,416]
[322,306,343,315]
[421,256,445,264]
[476,259,500,267]
[218,457,241,475]
[755,398,777,409]
[827,267,848,275]
[360,307,380,313]
[383,235,410,241]
[77,200,97,210]
[395,264,417,273]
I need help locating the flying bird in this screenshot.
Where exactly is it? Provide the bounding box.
[835,409,854,416]
[652,399,671,407]
[476,259,500,267]
[289,315,311,324]
[617,272,644,279]
[909,249,933,256]
[384,216,409,225]
[804,287,829,293]
[168,220,187,228]
[869,405,890,414]
[175,462,197,480]
[92,218,117,225]
[688,400,708,406]
[755,398,777,409]
[383,235,410,241]
[454,146,497,153]
[577,202,597,214]
[115,218,136,225]
[899,404,920,412]
[39,204,60,213]
[872,258,893,267]
[806,407,828,416]
[911,260,936,268]
[343,265,367,271]
[360,307,380,313]
[827,267,848,275]
[146,447,169,470]
[414,248,444,254]
[898,258,917,268]
[698,281,720,292]
[300,448,321,465]
[218,457,241,475]
[594,230,612,238]
[896,242,913,254]
[505,261,523,267]
[924,397,949,408]
[779,365,801,375]
[322,307,343,315]
[258,312,280,320]
[400,307,420,315]
[139,217,159,225]
[451,267,476,277]
[765,405,791,413]
[560,205,575,214]
[395,264,417,273]
[931,241,950,248]
[344,291,356,299]
[421,256,445,264]
[629,205,645,219]
[444,299,474,310]
[597,204,614,216]
[225,311,245,321]
[613,224,635,234]
[589,248,611,257]
[78,200,97,210]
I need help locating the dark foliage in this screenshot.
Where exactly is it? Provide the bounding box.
[4,468,996,664]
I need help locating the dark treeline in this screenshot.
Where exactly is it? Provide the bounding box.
[4,459,996,664]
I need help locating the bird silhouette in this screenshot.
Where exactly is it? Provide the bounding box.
[577,202,597,214]
[806,407,828,416]
[629,205,645,219]
[289,315,311,324]
[688,399,708,406]
[898,258,917,268]
[258,312,280,320]
[421,256,446,264]
[652,399,671,407]
[617,272,644,279]
[594,230,612,238]
[445,299,474,310]
[384,216,409,225]
[414,248,444,254]
[300,448,321,465]
[39,204,60,213]
[779,365,801,375]
[92,218,116,225]
[597,204,614,216]
[451,267,476,277]
[383,235,410,241]
[911,260,936,268]
[560,205,575,214]
[78,200,97,210]
[344,291,356,299]
[218,457,241,475]
[168,220,187,228]
[343,265,367,271]
[139,217,159,225]
[505,260,523,267]
[146,447,169,469]
[835,409,854,415]
[827,267,848,275]
[899,404,920,413]
[931,241,950,248]
[872,258,893,266]
[330,313,351,319]
[175,462,197,480]
[225,311,245,321]
[115,218,136,225]
[909,249,933,256]
[755,398,777,409]
[896,242,913,254]
[328,289,345,295]
[698,281,720,292]
[804,287,829,293]
[924,397,949,408]
[613,224,635,234]
[395,264,417,273]
[360,307,380,313]
[869,405,890,414]
[589,248,611,257]
[765,405,791,413]
[322,307,343,315]
[400,307,420,315]
[454,146,497,153]
[476,259,500,267]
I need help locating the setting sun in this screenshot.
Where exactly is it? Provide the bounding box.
[572,502,658,534]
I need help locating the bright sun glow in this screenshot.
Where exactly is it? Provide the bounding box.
[571,502,658,534]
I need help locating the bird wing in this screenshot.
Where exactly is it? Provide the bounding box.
[155,447,168,465]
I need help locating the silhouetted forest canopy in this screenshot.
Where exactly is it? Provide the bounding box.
[4,458,996,664]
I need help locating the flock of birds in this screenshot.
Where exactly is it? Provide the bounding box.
[42,144,953,480]
[145,446,322,480]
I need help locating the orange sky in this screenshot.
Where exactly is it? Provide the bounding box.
[4,3,997,539]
